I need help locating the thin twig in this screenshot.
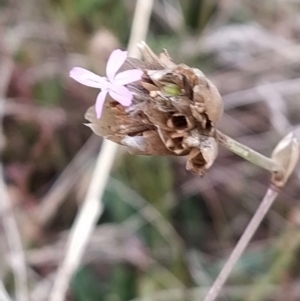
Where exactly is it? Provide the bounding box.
[203,187,279,301]
[48,1,154,301]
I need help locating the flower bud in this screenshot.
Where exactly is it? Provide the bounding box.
[271,129,300,187]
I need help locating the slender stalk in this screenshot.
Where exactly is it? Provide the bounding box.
[216,130,282,173]
[48,1,154,301]
[203,187,279,301]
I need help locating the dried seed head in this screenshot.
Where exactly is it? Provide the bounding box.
[85,43,223,175]
[271,129,300,188]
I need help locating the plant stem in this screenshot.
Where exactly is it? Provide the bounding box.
[216,130,282,173]
[203,187,279,301]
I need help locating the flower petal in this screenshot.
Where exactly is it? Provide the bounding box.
[113,69,143,86]
[106,49,128,82]
[95,90,108,118]
[70,67,107,88]
[109,85,132,106]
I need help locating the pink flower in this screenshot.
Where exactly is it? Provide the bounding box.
[70,49,143,118]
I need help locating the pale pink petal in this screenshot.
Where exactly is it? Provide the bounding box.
[70,67,108,88]
[109,85,132,106]
[113,69,143,86]
[106,49,128,82]
[95,90,108,118]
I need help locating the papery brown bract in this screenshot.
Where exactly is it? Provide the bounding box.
[85,42,223,175]
[271,129,300,187]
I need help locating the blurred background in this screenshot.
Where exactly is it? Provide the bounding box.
[1,0,300,300]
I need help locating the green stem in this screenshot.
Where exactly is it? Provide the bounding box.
[216,130,282,173]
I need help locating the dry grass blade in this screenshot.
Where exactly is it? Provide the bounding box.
[48,1,154,301]
[109,178,183,245]
[0,135,27,301]
[0,280,12,301]
[0,57,28,301]
[48,142,118,301]
[35,135,100,227]
[0,166,29,301]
